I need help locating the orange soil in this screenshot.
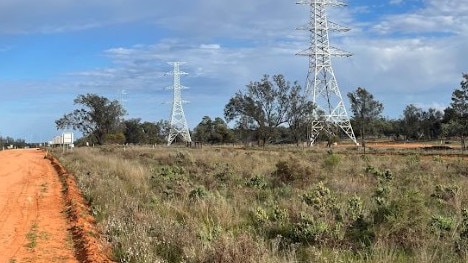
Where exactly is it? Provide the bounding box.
[366,142,431,148]
[0,149,113,263]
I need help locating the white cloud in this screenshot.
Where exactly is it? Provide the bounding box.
[200,44,221,49]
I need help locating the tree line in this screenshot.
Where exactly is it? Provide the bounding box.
[54,73,468,149]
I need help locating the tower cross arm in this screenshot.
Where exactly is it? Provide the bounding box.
[328,21,350,32]
[296,0,347,7]
[296,21,350,32]
[329,46,352,57]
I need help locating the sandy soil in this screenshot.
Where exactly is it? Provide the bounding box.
[366,142,430,149]
[0,149,112,263]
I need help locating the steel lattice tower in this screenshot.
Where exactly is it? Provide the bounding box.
[167,62,192,145]
[296,0,357,145]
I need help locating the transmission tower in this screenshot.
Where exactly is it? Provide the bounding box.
[296,0,357,145]
[119,89,127,107]
[166,62,192,145]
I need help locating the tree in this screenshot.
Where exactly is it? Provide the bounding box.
[193,116,234,144]
[347,87,383,149]
[443,73,468,149]
[420,108,443,140]
[286,81,314,146]
[402,104,423,140]
[55,93,126,145]
[141,120,170,145]
[124,118,145,144]
[224,74,292,146]
[193,116,213,143]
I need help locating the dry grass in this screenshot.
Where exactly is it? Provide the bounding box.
[53,145,468,263]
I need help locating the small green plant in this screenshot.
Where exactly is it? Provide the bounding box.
[302,181,336,216]
[189,185,209,200]
[288,216,329,244]
[26,223,39,249]
[346,195,364,221]
[405,154,421,170]
[323,153,340,170]
[245,174,268,189]
[174,150,195,165]
[431,215,456,236]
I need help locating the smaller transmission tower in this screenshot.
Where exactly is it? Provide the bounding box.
[167,62,192,145]
[296,0,357,145]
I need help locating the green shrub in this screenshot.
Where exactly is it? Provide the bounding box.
[323,153,340,170]
[345,216,375,249]
[431,215,456,234]
[288,218,329,245]
[346,195,364,221]
[245,174,268,189]
[302,182,336,216]
[189,185,209,200]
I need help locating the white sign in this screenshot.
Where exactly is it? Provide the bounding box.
[62,132,74,145]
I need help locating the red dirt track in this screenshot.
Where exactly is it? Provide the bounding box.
[0,149,112,263]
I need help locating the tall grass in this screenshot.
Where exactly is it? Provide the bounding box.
[54,145,468,263]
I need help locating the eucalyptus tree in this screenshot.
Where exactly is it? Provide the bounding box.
[193,116,233,144]
[224,74,291,146]
[402,104,423,140]
[443,73,468,149]
[55,93,126,145]
[286,81,314,145]
[347,87,383,149]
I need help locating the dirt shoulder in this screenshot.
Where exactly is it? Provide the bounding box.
[0,149,113,263]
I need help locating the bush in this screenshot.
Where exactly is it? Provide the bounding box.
[323,153,340,170]
[273,157,313,184]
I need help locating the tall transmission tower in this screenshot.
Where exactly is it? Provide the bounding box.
[119,89,127,107]
[166,62,192,145]
[296,0,357,145]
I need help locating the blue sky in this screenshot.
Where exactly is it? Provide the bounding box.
[0,0,467,142]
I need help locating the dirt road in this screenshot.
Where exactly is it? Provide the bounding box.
[0,149,79,262]
[0,149,113,263]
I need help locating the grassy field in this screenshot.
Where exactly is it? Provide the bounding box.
[53,144,468,263]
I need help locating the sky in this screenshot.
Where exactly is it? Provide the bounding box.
[0,0,467,142]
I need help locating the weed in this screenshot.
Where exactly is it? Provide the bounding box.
[40,182,48,193]
[189,186,209,200]
[323,153,340,170]
[25,222,38,249]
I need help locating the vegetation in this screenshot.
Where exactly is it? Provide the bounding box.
[55,93,127,145]
[35,73,467,149]
[224,74,310,146]
[347,87,384,150]
[192,116,234,144]
[54,145,468,262]
[123,118,170,145]
[443,73,468,150]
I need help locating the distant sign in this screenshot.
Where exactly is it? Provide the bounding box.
[53,136,62,145]
[62,132,74,145]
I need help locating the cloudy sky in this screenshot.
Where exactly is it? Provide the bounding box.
[0,0,467,142]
